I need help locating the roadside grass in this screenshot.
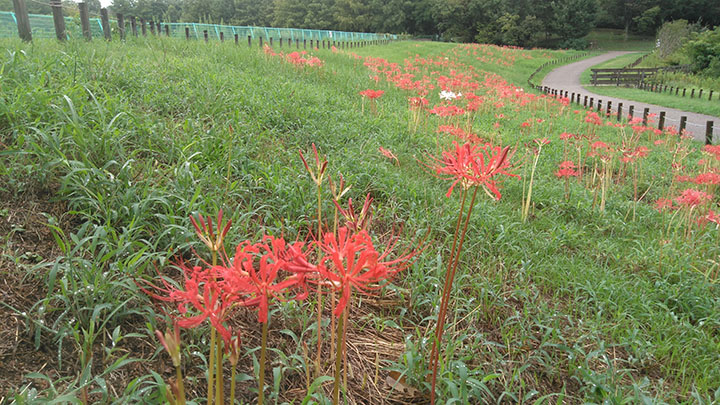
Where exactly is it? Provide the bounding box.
[584,28,655,51]
[0,38,718,404]
[579,53,720,117]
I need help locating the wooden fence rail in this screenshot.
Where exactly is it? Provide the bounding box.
[590,66,690,86]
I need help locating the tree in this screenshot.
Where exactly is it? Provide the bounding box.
[549,0,597,40]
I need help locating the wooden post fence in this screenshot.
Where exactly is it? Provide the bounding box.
[12,0,31,42]
[100,8,111,41]
[51,0,66,41]
[707,122,715,145]
[658,112,665,131]
[117,13,125,40]
[130,16,137,37]
[79,2,91,41]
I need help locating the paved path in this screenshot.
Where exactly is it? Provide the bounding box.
[542,52,719,142]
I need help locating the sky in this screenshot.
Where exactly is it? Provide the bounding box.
[100,0,112,7]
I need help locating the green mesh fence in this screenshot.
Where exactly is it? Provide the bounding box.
[0,11,395,41]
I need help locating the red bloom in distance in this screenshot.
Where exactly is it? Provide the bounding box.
[359,89,384,99]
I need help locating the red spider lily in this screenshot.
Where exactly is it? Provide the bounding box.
[317,227,417,317]
[409,97,429,109]
[701,210,720,226]
[620,146,649,163]
[426,141,519,199]
[428,105,465,117]
[299,143,328,187]
[534,138,550,146]
[156,321,182,367]
[224,238,303,323]
[190,210,232,253]
[333,193,373,232]
[693,172,720,185]
[675,189,714,208]
[655,198,676,212]
[555,161,579,178]
[379,146,399,165]
[559,132,575,140]
[359,89,384,99]
[704,145,720,160]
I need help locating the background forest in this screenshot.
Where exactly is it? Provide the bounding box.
[1,0,718,48]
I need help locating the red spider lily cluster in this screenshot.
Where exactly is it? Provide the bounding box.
[263,45,324,68]
[359,89,384,99]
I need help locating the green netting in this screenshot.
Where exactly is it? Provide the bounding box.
[0,11,396,41]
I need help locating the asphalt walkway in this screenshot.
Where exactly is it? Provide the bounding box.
[542,52,719,142]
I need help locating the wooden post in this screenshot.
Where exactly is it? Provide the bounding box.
[699,89,703,99]
[583,96,587,108]
[220,32,224,42]
[203,30,208,42]
[589,97,594,109]
[680,116,687,134]
[234,33,238,44]
[642,108,649,125]
[296,38,299,49]
[156,22,161,35]
[658,112,665,131]
[606,101,612,116]
[675,87,679,95]
[140,18,146,36]
[12,0,32,42]
[629,105,634,119]
[706,121,714,145]
[149,21,155,35]
[710,90,714,101]
[185,27,189,40]
[691,89,695,98]
[79,2,91,40]
[100,8,111,40]
[259,37,263,47]
[117,13,125,40]
[248,35,251,46]
[165,25,169,36]
[51,0,66,41]
[130,16,137,37]
[279,38,282,47]
[617,103,623,122]
[597,99,602,111]
[304,39,306,49]
[682,88,686,97]
[270,37,273,46]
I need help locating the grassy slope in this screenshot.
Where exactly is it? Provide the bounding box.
[580,53,720,117]
[0,38,718,403]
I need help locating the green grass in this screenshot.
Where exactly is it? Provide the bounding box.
[577,52,720,117]
[1,38,719,404]
[584,28,655,51]
[581,86,720,117]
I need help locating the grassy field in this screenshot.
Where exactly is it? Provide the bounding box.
[1,38,719,404]
[580,53,720,117]
[583,29,655,51]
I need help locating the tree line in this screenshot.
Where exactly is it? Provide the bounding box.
[1,0,718,48]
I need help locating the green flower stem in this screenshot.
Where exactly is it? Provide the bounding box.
[259,320,269,405]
